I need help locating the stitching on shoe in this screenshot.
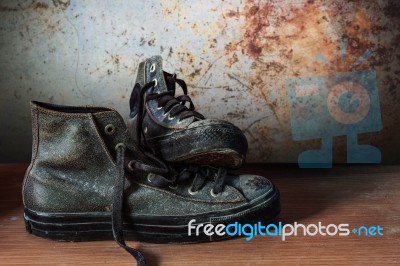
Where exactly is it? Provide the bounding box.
[88,114,117,166]
[22,105,40,206]
[34,104,118,118]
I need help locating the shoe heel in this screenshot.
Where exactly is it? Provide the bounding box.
[24,214,32,234]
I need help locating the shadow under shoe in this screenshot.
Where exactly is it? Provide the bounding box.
[23,101,280,265]
[128,55,248,169]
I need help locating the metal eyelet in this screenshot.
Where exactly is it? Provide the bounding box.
[157,106,163,110]
[210,188,221,197]
[104,124,115,135]
[147,173,155,183]
[188,186,199,195]
[150,63,156,72]
[168,115,175,120]
[127,160,136,171]
[152,79,158,87]
[115,143,126,151]
[169,184,178,190]
[143,127,148,134]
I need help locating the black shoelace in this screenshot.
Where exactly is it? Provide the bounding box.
[113,144,227,266]
[135,74,205,144]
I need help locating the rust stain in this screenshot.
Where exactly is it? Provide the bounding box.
[148,38,156,46]
[188,68,201,79]
[111,54,120,65]
[52,0,71,11]
[174,49,201,83]
[225,0,335,105]
[162,1,186,20]
[227,53,238,66]
[223,0,398,102]
[341,10,372,71]
[241,3,271,58]
[1,0,70,13]
[31,1,49,12]
[383,1,400,19]
[218,0,400,162]
[225,8,240,19]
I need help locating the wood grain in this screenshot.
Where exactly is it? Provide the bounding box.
[0,164,399,265]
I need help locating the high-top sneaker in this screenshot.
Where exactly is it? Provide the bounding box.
[23,101,280,266]
[128,55,248,169]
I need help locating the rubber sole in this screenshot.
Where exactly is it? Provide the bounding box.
[146,124,248,169]
[24,188,280,244]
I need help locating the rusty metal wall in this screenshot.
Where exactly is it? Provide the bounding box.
[1,0,399,164]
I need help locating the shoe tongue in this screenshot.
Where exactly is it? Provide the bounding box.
[163,71,176,93]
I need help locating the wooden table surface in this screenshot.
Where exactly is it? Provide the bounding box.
[0,163,399,265]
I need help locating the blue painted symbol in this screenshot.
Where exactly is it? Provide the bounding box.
[339,92,360,113]
[287,39,382,168]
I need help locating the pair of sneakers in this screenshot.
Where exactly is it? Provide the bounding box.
[23,56,281,266]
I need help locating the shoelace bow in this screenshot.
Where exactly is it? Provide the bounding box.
[113,145,227,266]
[136,74,205,144]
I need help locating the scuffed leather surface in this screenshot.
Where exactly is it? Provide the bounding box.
[226,174,274,202]
[23,104,116,212]
[22,101,274,216]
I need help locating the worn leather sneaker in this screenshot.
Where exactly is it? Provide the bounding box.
[128,55,248,169]
[23,101,280,265]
